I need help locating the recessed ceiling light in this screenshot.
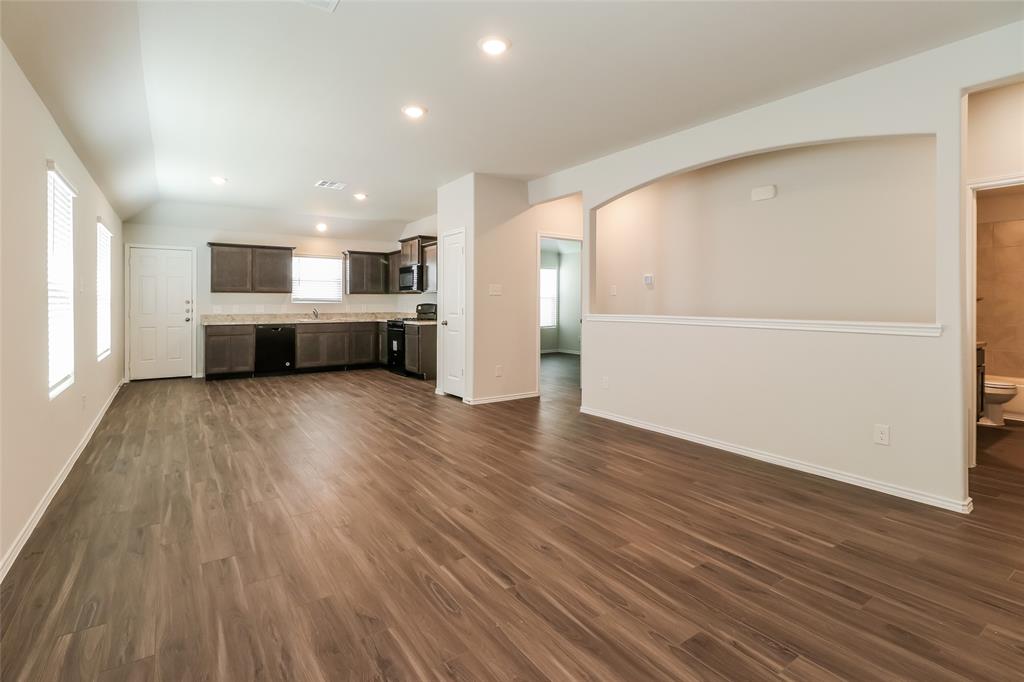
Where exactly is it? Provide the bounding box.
[479,36,509,56]
[402,104,427,120]
[353,192,368,201]
[210,176,228,185]
[315,223,327,232]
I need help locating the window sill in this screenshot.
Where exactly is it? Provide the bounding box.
[49,375,74,400]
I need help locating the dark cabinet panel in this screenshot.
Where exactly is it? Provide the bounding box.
[388,252,400,293]
[210,245,253,292]
[323,332,350,366]
[251,247,293,293]
[295,332,324,368]
[377,322,387,364]
[205,325,255,376]
[345,252,389,295]
[422,243,438,293]
[350,324,377,364]
[400,240,417,267]
[403,325,436,379]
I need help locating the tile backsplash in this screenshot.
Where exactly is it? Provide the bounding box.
[977,192,1024,378]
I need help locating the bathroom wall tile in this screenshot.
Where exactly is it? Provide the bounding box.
[987,349,1024,379]
[993,245,1024,276]
[978,222,994,248]
[994,220,1024,248]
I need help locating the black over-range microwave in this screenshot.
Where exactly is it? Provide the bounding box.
[399,264,422,292]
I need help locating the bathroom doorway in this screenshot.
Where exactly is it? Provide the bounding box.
[971,181,1024,473]
[538,236,582,399]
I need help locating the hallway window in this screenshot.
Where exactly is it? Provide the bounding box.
[47,162,76,398]
[540,267,558,327]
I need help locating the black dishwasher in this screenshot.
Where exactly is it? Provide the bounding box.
[255,325,296,375]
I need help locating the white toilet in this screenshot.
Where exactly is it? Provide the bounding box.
[981,376,1019,426]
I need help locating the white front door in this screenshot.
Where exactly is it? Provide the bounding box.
[440,231,466,397]
[129,246,193,379]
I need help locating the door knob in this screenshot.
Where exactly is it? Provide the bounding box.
[441,320,448,326]
[185,317,191,322]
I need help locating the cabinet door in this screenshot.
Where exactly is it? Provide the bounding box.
[228,333,256,372]
[422,243,438,293]
[205,335,233,375]
[377,323,387,363]
[365,255,387,294]
[350,326,376,364]
[400,240,419,266]
[296,332,325,368]
[404,329,420,372]
[211,246,252,292]
[323,331,350,366]
[388,252,400,293]
[346,254,367,294]
[252,247,292,293]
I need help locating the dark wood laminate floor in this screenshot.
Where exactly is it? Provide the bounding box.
[3,355,1024,681]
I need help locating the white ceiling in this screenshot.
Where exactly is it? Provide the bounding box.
[4,1,1023,235]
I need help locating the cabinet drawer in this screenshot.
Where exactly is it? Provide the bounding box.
[296,323,351,333]
[205,324,255,336]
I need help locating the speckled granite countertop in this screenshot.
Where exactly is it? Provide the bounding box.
[404,320,438,326]
[201,313,402,325]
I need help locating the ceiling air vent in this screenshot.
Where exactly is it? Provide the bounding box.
[298,0,341,14]
[314,180,347,191]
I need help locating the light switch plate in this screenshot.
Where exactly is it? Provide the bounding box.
[873,424,891,446]
[610,285,618,296]
[489,284,502,296]
[751,184,777,201]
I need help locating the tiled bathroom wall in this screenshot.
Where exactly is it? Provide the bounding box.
[978,189,1024,379]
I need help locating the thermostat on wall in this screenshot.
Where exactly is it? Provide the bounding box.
[751,184,777,201]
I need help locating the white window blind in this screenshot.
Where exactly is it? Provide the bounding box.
[47,164,76,398]
[292,255,344,302]
[540,268,558,328]
[96,222,112,360]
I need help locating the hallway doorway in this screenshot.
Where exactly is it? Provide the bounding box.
[538,236,582,396]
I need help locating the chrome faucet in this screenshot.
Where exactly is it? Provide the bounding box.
[312,307,319,320]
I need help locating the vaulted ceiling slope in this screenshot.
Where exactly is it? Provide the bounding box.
[3,1,1022,232]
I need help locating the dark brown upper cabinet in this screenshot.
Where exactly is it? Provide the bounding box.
[388,250,401,294]
[398,235,437,267]
[251,246,293,293]
[422,242,438,293]
[209,243,295,293]
[210,245,253,292]
[344,251,389,295]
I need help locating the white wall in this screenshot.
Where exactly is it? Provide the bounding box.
[595,136,936,322]
[558,249,582,353]
[123,222,437,374]
[966,81,1024,183]
[526,21,1024,512]
[401,214,437,240]
[1,44,125,573]
[472,177,582,400]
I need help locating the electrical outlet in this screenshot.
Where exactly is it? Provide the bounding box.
[495,364,503,377]
[601,376,609,389]
[873,424,891,446]
[488,284,502,296]
[610,285,617,296]
[643,274,655,287]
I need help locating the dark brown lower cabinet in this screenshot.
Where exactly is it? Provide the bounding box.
[205,325,256,376]
[404,324,437,379]
[296,323,377,369]
[377,322,387,364]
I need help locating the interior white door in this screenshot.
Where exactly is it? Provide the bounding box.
[441,231,466,397]
[129,246,193,379]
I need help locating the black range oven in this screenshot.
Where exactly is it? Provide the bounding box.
[398,264,422,292]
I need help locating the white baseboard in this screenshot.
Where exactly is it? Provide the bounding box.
[579,405,973,514]
[0,380,126,582]
[464,391,540,405]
